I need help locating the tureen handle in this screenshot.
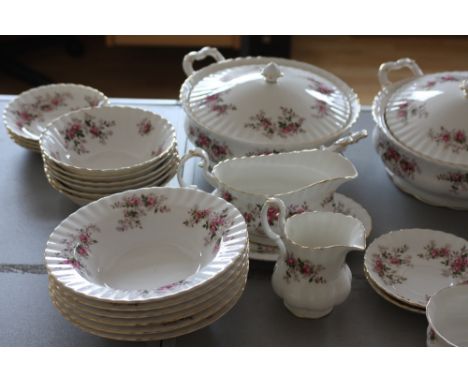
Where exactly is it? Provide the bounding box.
[378,58,424,89]
[261,198,287,258]
[323,129,368,153]
[182,47,226,77]
[177,148,219,189]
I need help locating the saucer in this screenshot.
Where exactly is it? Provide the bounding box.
[248,193,372,261]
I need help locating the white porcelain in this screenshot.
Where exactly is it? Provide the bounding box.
[373,58,468,209]
[239,192,372,262]
[3,83,108,150]
[178,135,364,245]
[426,325,447,347]
[40,106,176,174]
[426,284,468,346]
[180,46,361,163]
[364,229,468,309]
[45,187,248,303]
[261,197,366,318]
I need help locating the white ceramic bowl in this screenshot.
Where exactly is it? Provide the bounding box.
[3,83,108,144]
[45,187,248,303]
[40,106,176,175]
[426,284,468,346]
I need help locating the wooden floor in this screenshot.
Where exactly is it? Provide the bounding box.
[1,36,468,104]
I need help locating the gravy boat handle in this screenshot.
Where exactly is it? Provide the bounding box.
[261,198,287,258]
[177,148,219,189]
[323,129,368,153]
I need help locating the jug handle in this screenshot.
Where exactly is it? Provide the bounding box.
[323,129,368,153]
[177,148,219,189]
[261,197,287,258]
[182,47,226,77]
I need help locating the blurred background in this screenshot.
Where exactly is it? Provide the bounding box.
[1,35,468,104]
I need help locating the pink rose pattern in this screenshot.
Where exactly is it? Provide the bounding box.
[61,114,115,155]
[84,95,103,107]
[60,224,100,273]
[307,77,335,96]
[245,107,305,138]
[371,244,413,285]
[137,118,154,136]
[422,74,461,89]
[219,189,236,203]
[111,193,170,231]
[417,241,468,278]
[395,99,428,124]
[378,141,421,179]
[183,207,233,246]
[204,92,237,116]
[13,92,73,128]
[437,172,468,194]
[284,252,326,284]
[311,100,330,118]
[429,126,468,154]
[189,125,232,162]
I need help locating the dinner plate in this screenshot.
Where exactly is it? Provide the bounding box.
[49,259,248,327]
[364,229,468,309]
[247,193,372,261]
[48,251,248,315]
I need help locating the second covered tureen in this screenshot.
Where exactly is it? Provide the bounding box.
[180,47,360,163]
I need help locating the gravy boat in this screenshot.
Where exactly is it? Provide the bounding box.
[261,197,366,318]
[177,130,365,245]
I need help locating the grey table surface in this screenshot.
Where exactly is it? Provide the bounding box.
[1,96,466,346]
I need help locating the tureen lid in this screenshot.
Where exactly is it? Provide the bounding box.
[181,47,359,147]
[381,58,468,166]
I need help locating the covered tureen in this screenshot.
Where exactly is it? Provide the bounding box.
[180,47,360,163]
[373,58,468,209]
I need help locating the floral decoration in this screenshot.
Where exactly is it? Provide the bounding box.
[371,244,413,285]
[437,171,468,194]
[311,100,330,118]
[284,252,326,284]
[60,224,100,273]
[307,77,335,95]
[13,92,73,128]
[378,141,421,179]
[219,189,236,203]
[429,126,468,153]
[244,107,305,138]
[395,99,428,124]
[423,74,461,89]
[188,125,232,162]
[183,207,233,246]
[84,95,102,107]
[61,114,116,155]
[137,118,154,136]
[204,91,237,116]
[417,241,468,278]
[111,193,170,231]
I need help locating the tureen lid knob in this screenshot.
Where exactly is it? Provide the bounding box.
[460,80,468,98]
[261,62,283,84]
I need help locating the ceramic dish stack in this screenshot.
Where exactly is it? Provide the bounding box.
[363,229,468,314]
[45,187,249,341]
[40,106,180,205]
[3,83,108,152]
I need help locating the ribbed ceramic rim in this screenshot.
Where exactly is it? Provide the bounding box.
[373,77,468,170]
[363,264,425,314]
[3,83,109,142]
[44,153,179,189]
[363,228,468,309]
[210,148,358,198]
[48,252,248,315]
[40,106,177,174]
[45,187,248,303]
[49,258,248,327]
[44,157,178,195]
[49,277,245,341]
[42,144,179,182]
[180,56,360,148]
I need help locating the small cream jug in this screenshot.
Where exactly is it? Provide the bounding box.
[261,197,366,318]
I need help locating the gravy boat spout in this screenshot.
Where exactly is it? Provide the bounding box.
[177,133,363,245]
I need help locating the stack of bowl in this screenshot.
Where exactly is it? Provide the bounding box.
[3,83,108,152]
[40,106,179,205]
[45,187,249,341]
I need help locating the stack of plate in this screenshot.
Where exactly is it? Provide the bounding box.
[364,229,468,314]
[3,83,108,152]
[45,187,249,341]
[40,106,179,205]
